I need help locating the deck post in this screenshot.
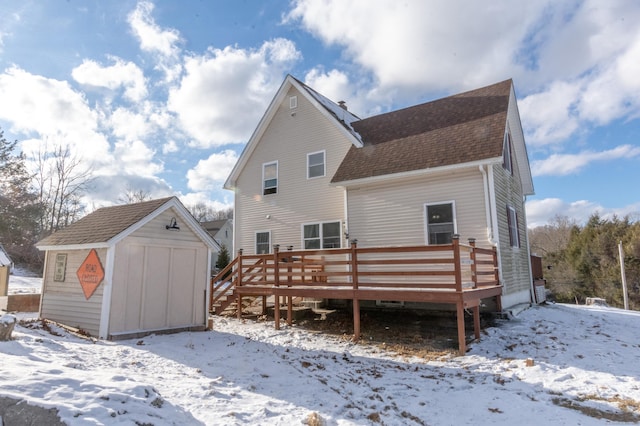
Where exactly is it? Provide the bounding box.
[452,235,462,292]
[473,305,481,339]
[350,240,361,340]
[273,245,281,329]
[468,238,477,288]
[456,301,466,355]
[236,249,243,320]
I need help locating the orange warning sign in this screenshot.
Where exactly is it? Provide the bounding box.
[76,249,105,300]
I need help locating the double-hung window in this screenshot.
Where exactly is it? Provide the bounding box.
[255,231,271,254]
[263,161,278,195]
[307,150,325,179]
[507,206,520,248]
[303,221,341,249]
[425,202,456,245]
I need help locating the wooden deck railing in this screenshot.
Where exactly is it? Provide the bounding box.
[210,235,501,354]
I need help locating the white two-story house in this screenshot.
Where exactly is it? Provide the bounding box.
[224,75,535,310]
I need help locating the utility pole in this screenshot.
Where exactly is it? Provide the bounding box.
[618,241,629,310]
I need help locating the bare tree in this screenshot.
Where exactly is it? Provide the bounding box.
[118,185,152,204]
[187,202,233,222]
[32,143,94,233]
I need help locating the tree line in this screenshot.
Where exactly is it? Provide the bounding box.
[1,128,232,272]
[529,214,640,310]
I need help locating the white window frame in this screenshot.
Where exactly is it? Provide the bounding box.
[262,161,278,195]
[503,131,513,175]
[424,201,457,245]
[307,150,326,179]
[507,205,520,248]
[289,95,297,109]
[255,230,271,254]
[301,220,342,250]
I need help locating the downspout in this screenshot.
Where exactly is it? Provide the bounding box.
[479,165,494,244]
[486,166,504,287]
[523,195,536,305]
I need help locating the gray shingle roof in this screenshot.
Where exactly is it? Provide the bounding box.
[36,197,174,247]
[331,80,512,183]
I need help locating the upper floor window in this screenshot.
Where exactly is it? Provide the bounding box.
[503,132,513,174]
[263,161,278,195]
[307,150,326,179]
[289,96,297,109]
[303,221,341,249]
[507,205,520,248]
[425,202,456,245]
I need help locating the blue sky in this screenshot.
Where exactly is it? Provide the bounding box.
[1,0,639,228]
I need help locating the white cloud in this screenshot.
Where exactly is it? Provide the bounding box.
[179,192,233,214]
[526,198,640,228]
[111,139,163,177]
[0,66,112,163]
[127,1,183,82]
[162,140,179,154]
[526,198,601,228]
[168,39,301,147]
[72,57,147,102]
[531,145,640,177]
[287,0,549,95]
[187,150,238,191]
[518,81,582,146]
[127,1,181,58]
[288,0,640,146]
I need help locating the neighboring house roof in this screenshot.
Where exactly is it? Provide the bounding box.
[0,244,11,266]
[36,197,220,251]
[201,219,230,235]
[332,80,513,183]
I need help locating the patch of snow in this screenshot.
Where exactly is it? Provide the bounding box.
[1,303,639,424]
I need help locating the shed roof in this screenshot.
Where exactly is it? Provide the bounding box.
[0,244,11,266]
[331,80,512,183]
[36,197,200,248]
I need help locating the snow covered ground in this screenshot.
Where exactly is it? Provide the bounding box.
[1,275,640,425]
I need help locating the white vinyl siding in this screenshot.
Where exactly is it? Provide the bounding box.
[307,150,325,179]
[346,169,488,248]
[234,86,352,254]
[40,248,106,336]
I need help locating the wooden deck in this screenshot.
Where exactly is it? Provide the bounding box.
[210,236,502,355]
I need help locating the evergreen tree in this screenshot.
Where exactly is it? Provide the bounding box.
[0,128,43,267]
[215,244,231,275]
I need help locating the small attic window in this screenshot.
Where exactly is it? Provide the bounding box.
[289,96,297,109]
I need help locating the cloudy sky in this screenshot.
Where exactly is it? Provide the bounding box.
[1,0,639,227]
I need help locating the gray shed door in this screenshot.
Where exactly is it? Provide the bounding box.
[123,245,198,331]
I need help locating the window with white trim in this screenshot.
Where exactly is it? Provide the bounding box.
[256,231,271,254]
[425,202,456,245]
[303,221,341,249]
[503,132,513,174]
[289,96,297,109]
[307,150,325,179]
[507,205,520,248]
[263,161,278,195]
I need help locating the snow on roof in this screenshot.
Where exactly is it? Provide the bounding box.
[0,244,12,266]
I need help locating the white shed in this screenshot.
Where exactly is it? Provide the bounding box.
[36,197,219,339]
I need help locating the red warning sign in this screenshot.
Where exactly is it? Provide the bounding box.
[76,249,105,300]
